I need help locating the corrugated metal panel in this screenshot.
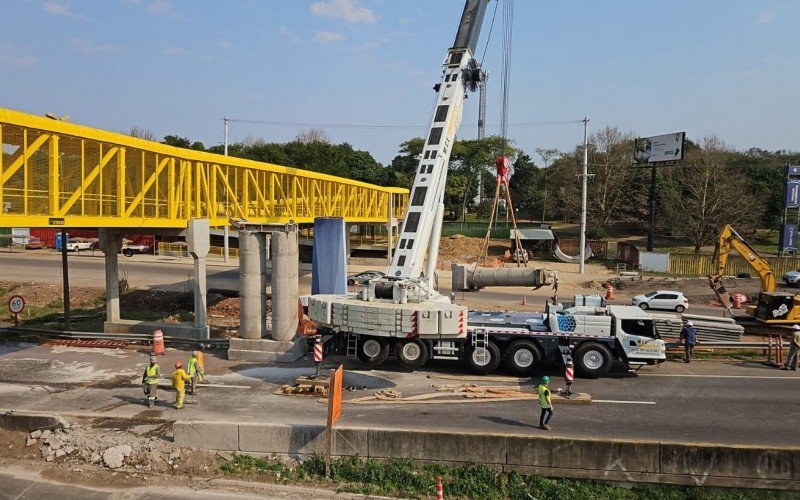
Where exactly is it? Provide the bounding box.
[668,253,800,277]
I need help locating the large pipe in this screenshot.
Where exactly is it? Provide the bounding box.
[271,226,299,342]
[451,263,555,291]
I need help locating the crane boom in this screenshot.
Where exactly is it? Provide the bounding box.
[388,0,489,281]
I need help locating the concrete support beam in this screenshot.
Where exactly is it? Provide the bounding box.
[99,230,123,324]
[238,229,263,340]
[270,227,299,342]
[344,222,352,264]
[187,219,210,339]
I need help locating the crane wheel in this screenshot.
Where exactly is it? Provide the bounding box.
[574,342,612,379]
[504,340,542,376]
[464,341,501,375]
[395,338,429,369]
[356,337,389,366]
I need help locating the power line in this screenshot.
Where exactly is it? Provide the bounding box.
[222,117,583,130]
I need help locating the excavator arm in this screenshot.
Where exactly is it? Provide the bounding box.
[709,225,776,311]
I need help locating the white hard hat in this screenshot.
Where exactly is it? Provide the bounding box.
[686,321,693,327]
[793,324,800,330]
[149,355,157,363]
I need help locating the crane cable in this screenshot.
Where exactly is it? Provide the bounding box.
[499,0,514,155]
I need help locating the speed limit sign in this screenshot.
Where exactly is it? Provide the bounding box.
[8,295,24,314]
[8,295,25,325]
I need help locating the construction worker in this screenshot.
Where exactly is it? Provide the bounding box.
[141,354,160,407]
[680,321,697,363]
[171,361,191,409]
[538,375,553,431]
[196,344,206,384]
[187,350,203,395]
[783,324,800,371]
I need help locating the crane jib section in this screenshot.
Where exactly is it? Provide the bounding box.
[0,107,407,229]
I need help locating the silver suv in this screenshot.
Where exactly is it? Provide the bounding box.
[783,270,800,286]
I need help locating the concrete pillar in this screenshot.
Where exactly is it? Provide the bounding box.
[344,222,352,265]
[270,226,299,342]
[187,219,210,339]
[223,225,230,263]
[259,232,269,336]
[99,230,123,323]
[238,229,262,339]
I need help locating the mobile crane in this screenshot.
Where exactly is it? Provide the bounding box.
[308,0,665,377]
[709,224,800,324]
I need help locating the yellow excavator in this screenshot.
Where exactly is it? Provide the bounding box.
[709,225,800,324]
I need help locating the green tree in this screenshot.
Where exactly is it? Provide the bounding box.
[162,135,206,151]
[507,152,541,220]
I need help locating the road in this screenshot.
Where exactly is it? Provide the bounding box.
[0,341,798,447]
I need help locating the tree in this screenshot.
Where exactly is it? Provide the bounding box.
[295,128,331,144]
[535,148,558,222]
[508,152,541,220]
[128,127,156,141]
[162,135,205,151]
[661,136,762,253]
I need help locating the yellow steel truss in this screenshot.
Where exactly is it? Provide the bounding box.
[0,107,408,229]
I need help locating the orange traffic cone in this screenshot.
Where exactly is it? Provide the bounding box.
[521,296,527,305]
[152,329,165,355]
[605,285,614,301]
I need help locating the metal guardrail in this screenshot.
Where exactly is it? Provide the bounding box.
[664,341,788,349]
[0,326,229,349]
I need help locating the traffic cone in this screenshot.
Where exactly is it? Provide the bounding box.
[436,475,444,500]
[152,329,165,355]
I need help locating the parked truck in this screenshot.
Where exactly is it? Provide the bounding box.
[309,295,666,378]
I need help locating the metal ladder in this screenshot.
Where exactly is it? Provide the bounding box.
[346,333,358,357]
[471,330,490,365]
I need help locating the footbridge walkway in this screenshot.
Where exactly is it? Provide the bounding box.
[0,107,407,229]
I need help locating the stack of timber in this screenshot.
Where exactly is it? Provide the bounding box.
[651,313,744,342]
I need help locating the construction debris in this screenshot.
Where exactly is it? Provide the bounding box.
[346,384,592,405]
[276,374,331,397]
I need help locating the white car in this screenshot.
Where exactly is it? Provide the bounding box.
[632,290,689,313]
[65,239,93,252]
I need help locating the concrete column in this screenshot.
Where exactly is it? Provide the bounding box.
[259,232,269,337]
[99,230,123,324]
[270,226,299,342]
[187,219,210,339]
[223,225,230,263]
[238,229,262,339]
[344,222,352,265]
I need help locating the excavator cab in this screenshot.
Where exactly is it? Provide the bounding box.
[754,292,800,323]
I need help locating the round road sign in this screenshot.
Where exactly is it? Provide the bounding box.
[8,295,25,314]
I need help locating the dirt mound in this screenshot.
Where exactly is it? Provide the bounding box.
[437,236,510,263]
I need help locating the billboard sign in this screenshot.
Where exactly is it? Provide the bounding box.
[787,165,800,177]
[786,180,800,208]
[782,224,798,252]
[633,132,685,164]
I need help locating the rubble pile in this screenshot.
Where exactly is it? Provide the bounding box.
[24,417,183,471]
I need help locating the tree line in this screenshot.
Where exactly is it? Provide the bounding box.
[144,126,800,253]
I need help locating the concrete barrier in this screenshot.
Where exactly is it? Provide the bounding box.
[173,421,800,490]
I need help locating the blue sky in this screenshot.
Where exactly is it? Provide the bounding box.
[1,0,798,165]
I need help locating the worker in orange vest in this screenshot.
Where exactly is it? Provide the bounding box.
[196,344,206,383]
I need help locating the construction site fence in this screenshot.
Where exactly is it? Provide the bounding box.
[440,221,542,239]
[668,253,800,277]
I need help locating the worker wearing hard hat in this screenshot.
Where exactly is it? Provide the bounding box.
[187,350,203,395]
[141,354,160,408]
[538,376,553,431]
[171,361,191,409]
[680,321,697,363]
[783,324,800,371]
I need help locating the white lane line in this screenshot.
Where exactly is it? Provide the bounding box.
[639,374,799,380]
[594,400,656,405]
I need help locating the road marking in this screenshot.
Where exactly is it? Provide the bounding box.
[640,374,799,380]
[594,400,656,405]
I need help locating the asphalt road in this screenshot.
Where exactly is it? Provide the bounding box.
[1,342,798,447]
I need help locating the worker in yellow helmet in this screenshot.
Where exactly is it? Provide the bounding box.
[187,350,203,395]
[141,354,160,407]
[171,361,191,409]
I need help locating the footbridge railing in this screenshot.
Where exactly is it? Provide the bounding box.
[0,107,407,229]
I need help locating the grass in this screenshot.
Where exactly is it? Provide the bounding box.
[217,453,791,499]
[667,349,766,362]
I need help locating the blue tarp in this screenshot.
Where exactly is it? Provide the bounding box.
[311,217,347,295]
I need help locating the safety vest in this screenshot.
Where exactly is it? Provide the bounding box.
[188,357,198,376]
[144,364,159,385]
[538,384,551,409]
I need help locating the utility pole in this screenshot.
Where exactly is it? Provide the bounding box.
[223,116,230,263]
[579,117,589,275]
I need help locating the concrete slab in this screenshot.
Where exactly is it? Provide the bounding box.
[660,442,799,481]
[367,427,508,464]
[227,338,307,363]
[104,320,209,339]
[173,420,238,451]
[506,436,660,474]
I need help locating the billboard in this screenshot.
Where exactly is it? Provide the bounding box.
[782,224,798,252]
[787,165,800,177]
[633,132,685,164]
[786,180,800,208]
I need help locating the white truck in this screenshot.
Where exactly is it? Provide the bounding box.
[311,295,665,378]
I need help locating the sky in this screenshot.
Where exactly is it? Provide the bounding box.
[1,0,798,165]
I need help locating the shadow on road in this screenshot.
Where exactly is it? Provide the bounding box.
[479,415,538,429]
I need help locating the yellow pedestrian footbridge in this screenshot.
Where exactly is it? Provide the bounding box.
[0,107,407,229]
